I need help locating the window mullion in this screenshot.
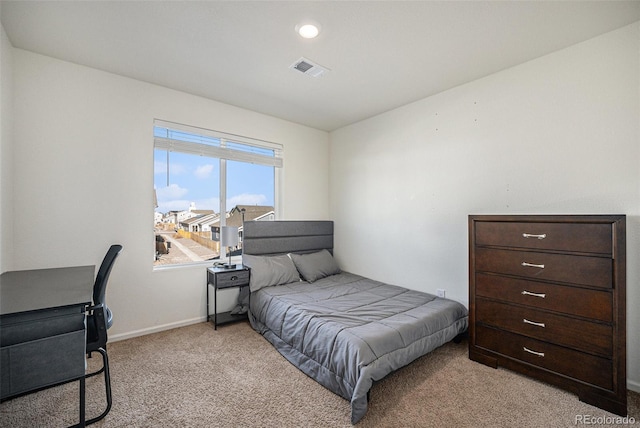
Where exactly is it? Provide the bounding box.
[219,157,227,259]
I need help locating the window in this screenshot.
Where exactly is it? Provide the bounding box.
[153,120,281,267]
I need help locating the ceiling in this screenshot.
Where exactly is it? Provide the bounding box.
[2,1,640,132]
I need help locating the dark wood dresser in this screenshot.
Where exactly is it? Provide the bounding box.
[468,215,626,416]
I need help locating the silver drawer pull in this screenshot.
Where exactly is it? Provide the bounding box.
[521,262,545,269]
[523,233,546,239]
[523,318,545,328]
[521,290,546,298]
[523,347,545,357]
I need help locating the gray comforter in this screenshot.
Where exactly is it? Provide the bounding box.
[248,271,469,424]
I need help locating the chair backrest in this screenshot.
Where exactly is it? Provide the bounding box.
[93,244,123,306]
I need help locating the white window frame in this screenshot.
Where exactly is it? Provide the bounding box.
[153,119,283,269]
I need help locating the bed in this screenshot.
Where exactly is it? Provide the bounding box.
[242,220,468,424]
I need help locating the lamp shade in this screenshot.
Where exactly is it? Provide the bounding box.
[220,226,239,247]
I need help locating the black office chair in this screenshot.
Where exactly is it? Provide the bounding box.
[85,244,122,425]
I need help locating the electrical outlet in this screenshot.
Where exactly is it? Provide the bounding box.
[436,289,446,298]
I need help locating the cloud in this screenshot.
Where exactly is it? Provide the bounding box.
[154,187,221,214]
[156,184,188,200]
[157,199,191,213]
[194,164,214,179]
[192,197,219,212]
[154,161,189,176]
[154,160,167,175]
[155,189,270,215]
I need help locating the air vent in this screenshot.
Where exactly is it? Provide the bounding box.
[290,57,329,78]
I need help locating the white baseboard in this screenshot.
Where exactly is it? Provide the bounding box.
[108,316,207,342]
[628,379,640,393]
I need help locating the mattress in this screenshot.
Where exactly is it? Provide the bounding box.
[248,271,468,424]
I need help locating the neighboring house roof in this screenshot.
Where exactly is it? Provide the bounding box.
[191,210,214,216]
[180,216,201,227]
[195,213,220,226]
[231,205,273,216]
[253,211,275,222]
[180,212,221,227]
[210,205,275,228]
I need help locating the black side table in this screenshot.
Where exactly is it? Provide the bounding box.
[206,266,250,330]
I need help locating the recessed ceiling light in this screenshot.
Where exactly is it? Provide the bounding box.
[296,23,320,39]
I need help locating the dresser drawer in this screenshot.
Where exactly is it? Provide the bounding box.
[474,221,612,254]
[475,325,612,390]
[214,269,250,289]
[475,273,612,322]
[476,298,612,357]
[475,247,612,289]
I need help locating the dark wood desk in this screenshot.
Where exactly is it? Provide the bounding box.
[0,265,95,427]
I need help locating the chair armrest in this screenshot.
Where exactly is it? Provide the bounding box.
[86,303,108,351]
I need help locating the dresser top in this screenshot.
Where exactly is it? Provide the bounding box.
[469,214,625,223]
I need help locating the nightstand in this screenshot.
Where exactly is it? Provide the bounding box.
[206,266,250,330]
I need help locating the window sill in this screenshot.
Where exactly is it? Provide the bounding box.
[153,260,214,272]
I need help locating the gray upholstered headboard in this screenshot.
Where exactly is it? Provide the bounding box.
[242,221,333,256]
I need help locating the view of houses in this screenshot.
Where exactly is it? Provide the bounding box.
[154,204,274,265]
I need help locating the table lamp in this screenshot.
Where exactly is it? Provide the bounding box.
[220,226,239,269]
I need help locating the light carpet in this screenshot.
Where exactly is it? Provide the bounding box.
[1,321,638,427]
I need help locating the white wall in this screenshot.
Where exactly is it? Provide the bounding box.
[5,11,639,393]
[10,48,329,340]
[0,12,14,272]
[330,23,640,390]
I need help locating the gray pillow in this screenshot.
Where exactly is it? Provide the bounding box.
[242,253,301,292]
[289,249,341,283]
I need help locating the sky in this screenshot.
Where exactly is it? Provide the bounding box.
[154,150,274,214]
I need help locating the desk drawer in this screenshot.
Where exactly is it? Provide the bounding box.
[474,221,612,254]
[476,325,612,390]
[475,273,612,322]
[476,298,612,356]
[475,247,612,289]
[215,270,250,289]
[1,329,85,399]
[0,311,85,346]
